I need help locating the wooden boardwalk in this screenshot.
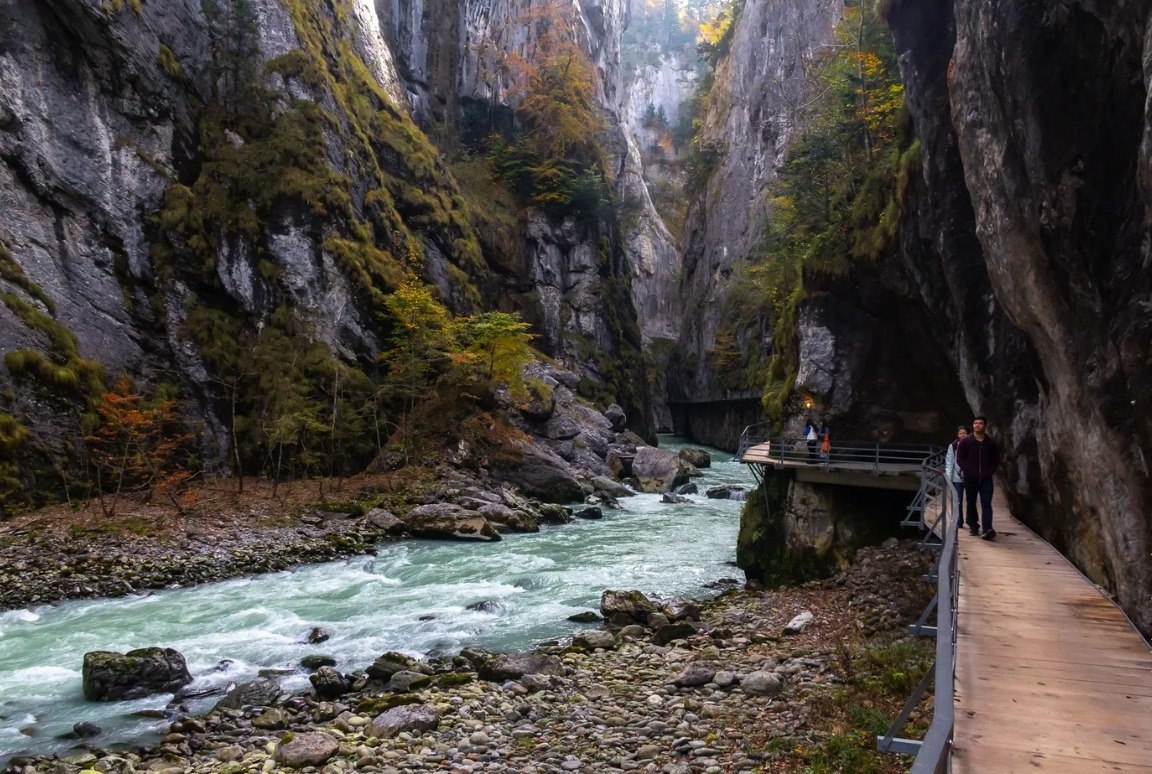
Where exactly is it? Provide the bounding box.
[953,490,1152,772]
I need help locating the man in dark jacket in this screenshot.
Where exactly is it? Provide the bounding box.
[956,416,1000,539]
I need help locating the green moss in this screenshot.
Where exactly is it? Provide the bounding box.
[0,412,29,458]
[434,672,475,688]
[356,694,421,715]
[157,44,182,78]
[1,292,104,398]
[736,473,836,587]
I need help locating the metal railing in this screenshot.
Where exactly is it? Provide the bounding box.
[737,423,938,473]
[876,449,958,772]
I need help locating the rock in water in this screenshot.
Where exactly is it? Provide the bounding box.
[567,611,601,623]
[600,589,657,625]
[273,731,339,768]
[72,721,101,738]
[403,503,502,541]
[784,610,815,634]
[661,493,692,504]
[305,626,330,644]
[575,507,603,519]
[678,448,712,468]
[82,648,193,701]
[214,678,282,710]
[309,666,350,699]
[367,704,440,738]
[673,482,698,495]
[706,484,749,500]
[631,447,686,492]
[300,655,337,670]
[488,444,585,503]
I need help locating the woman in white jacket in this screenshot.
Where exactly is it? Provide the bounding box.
[944,425,968,504]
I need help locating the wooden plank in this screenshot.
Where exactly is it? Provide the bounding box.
[954,492,1152,773]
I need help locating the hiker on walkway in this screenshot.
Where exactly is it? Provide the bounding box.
[956,416,1000,539]
[804,418,818,463]
[944,425,968,507]
[818,416,832,462]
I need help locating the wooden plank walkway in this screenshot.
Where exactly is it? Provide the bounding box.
[953,490,1152,772]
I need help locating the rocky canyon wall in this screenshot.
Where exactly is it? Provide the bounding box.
[889,0,1152,634]
[668,0,842,449]
[0,0,668,496]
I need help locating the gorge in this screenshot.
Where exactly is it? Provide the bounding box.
[2,0,1152,766]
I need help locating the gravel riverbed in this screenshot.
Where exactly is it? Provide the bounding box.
[3,539,934,774]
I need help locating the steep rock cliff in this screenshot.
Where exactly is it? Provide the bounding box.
[886,0,1152,634]
[0,0,662,499]
[667,0,841,448]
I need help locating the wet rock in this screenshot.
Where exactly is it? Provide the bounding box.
[305,626,330,644]
[706,485,749,500]
[589,475,635,497]
[300,655,337,670]
[661,493,692,504]
[215,678,282,710]
[479,653,563,681]
[673,482,698,495]
[575,507,603,519]
[600,589,657,625]
[403,504,502,542]
[572,630,616,650]
[466,600,502,613]
[476,503,540,533]
[273,731,339,768]
[366,652,423,681]
[309,666,351,699]
[366,703,440,738]
[678,448,712,468]
[72,721,101,738]
[567,611,601,623]
[536,503,574,524]
[82,648,193,702]
[632,446,690,492]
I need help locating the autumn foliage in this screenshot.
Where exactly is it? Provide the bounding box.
[86,377,196,515]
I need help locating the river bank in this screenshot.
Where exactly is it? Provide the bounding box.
[3,537,933,774]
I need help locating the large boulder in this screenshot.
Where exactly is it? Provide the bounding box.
[478,653,563,682]
[590,476,635,498]
[404,504,502,541]
[600,589,657,626]
[603,404,627,432]
[366,652,424,681]
[364,508,406,533]
[631,447,699,492]
[475,503,539,533]
[706,485,748,501]
[488,444,585,503]
[82,648,192,702]
[678,448,712,468]
[273,732,338,768]
[367,704,440,738]
[215,678,282,710]
[309,666,350,699]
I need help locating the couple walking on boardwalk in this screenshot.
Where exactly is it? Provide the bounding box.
[944,416,1001,540]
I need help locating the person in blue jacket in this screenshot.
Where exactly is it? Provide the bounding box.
[956,416,1001,539]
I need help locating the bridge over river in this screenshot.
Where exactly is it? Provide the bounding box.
[738,428,1152,772]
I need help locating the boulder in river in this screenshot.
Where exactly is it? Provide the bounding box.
[305,626,330,644]
[403,504,502,541]
[706,484,749,501]
[600,589,657,626]
[673,482,699,495]
[575,507,603,519]
[82,647,193,702]
[488,443,585,503]
[215,678,282,710]
[309,666,350,699]
[300,655,337,671]
[632,447,700,492]
[567,611,601,623]
[72,721,101,738]
[678,448,712,468]
[661,493,692,504]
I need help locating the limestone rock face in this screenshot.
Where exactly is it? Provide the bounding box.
[886,0,1152,634]
[669,0,842,417]
[81,648,193,701]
